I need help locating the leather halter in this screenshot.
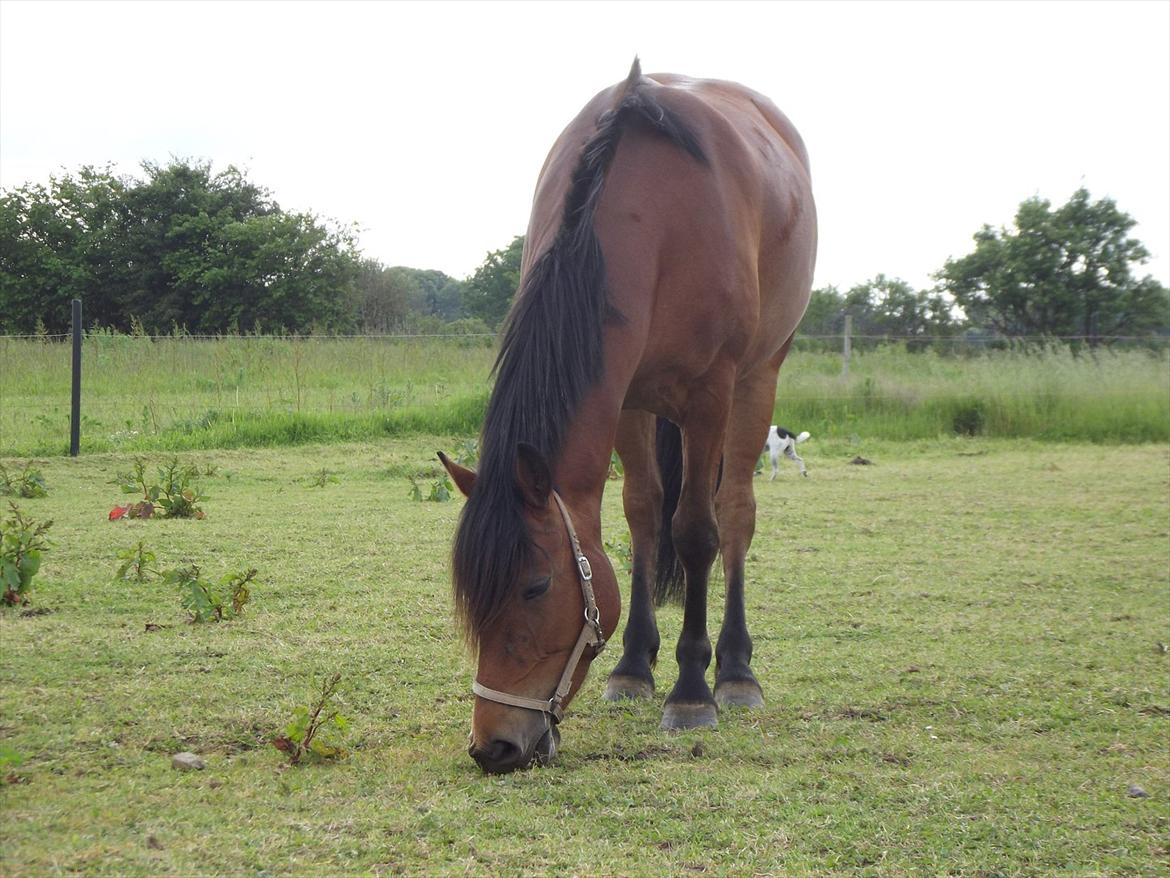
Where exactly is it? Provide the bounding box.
[471,491,606,724]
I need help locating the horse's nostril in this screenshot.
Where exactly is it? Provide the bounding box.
[469,737,524,773]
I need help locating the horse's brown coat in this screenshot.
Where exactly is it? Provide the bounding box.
[443,63,816,772]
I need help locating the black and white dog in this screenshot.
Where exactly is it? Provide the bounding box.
[763,426,810,479]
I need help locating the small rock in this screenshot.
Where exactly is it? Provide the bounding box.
[1127,784,1149,798]
[171,752,205,771]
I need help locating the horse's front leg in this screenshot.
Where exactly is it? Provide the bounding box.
[605,411,662,701]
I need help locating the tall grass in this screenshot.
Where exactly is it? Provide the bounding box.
[776,344,1170,442]
[1,334,1166,454]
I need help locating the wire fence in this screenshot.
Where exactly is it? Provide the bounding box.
[3,331,1168,343]
[2,330,1167,454]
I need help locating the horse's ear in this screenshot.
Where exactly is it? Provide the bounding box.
[437,451,476,498]
[514,443,551,509]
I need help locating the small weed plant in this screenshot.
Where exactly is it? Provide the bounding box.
[111,457,206,520]
[162,565,256,623]
[408,474,453,502]
[272,672,350,766]
[455,438,479,469]
[1,503,52,606]
[0,462,48,499]
[308,468,338,488]
[112,541,158,583]
[0,743,25,784]
[608,450,624,480]
[604,535,633,575]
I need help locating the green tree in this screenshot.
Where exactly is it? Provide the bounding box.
[843,275,957,341]
[463,235,524,329]
[392,267,464,322]
[799,285,845,337]
[353,259,410,332]
[937,188,1169,338]
[0,166,130,333]
[0,159,362,334]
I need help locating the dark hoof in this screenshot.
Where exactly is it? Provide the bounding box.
[604,674,655,701]
[715,679,764,709]
[661,702,718,730]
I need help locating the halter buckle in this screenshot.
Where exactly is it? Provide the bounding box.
[576,554,593,582]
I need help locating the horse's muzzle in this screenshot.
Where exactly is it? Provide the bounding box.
[469,726,560,774]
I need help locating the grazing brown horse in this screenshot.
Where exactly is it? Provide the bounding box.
[440,60,816,773]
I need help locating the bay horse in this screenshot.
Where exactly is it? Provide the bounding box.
[439,60,816,773]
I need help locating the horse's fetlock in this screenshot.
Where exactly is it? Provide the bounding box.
[676,635,712,667]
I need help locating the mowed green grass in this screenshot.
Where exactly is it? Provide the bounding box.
[1,439,1168,876]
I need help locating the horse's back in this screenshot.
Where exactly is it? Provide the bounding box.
[524,68,817,418]
[634,73,817,367]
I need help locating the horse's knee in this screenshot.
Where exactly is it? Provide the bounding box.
[623,480,662,538]
[672,514,719,572]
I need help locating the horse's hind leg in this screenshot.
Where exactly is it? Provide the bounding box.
[661,365,736,730]
[713,363,782,708]
[605,411,662,701]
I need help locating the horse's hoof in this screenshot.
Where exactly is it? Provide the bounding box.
[715,679,764,709]
[660,702,718,730]
[604,675,655,701]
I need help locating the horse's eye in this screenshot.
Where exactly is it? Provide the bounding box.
[522,577,551,601]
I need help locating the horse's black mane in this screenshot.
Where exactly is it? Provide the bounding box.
[452,60,707,645]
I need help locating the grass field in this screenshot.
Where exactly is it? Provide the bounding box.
[2,437,1167,876]
[2,335,1167,455]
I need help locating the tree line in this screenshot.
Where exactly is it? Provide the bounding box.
[1,159,1166,340]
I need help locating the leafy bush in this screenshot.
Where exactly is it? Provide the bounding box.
[952,400,986,436]
[1,503,52,606]
[111,457,206,520]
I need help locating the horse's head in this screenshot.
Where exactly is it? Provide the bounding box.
[440,444,619,773]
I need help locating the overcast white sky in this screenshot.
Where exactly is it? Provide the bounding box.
[2,0,1168,292]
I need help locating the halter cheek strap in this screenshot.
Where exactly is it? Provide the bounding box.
[471,491,606,724]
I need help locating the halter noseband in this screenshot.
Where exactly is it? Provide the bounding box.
[471,491,606,724]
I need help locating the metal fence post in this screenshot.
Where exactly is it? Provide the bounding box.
[70,299,82,456]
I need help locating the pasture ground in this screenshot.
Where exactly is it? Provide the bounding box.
[1,438,1167,876]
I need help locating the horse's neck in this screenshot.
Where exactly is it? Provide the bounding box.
[550,382,624,541]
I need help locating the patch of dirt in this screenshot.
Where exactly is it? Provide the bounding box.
[581,744,676,763]
[838,706,889,722]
